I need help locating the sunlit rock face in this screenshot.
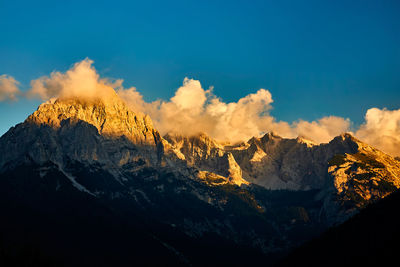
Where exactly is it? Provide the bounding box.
[328,136,400,202]
[0,94,164,172]
[164,131,400,224]
[164,131,364,191]
[27,94,158,145]
[233,133,362,190]
[163,132,249,186]
[322,137,400,222]
[163,132,226,165]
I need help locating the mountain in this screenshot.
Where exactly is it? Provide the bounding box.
[165,131,353,190]
[1,93,400,266]
[1,94,163,168]
[165,131,400,224]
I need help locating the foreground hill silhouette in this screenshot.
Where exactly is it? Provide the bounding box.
[279,188,400,266]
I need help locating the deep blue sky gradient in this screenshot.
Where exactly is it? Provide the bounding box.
[1,0,400,135]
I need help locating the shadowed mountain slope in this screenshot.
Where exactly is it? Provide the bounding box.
[278,188,400,266]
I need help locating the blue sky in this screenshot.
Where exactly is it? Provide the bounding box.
[1,0,400,136]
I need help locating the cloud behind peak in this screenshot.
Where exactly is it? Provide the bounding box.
[27,58,116,101]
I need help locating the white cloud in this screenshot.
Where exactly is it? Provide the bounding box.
[27,58,115,100]
[355,108,400,157]
[294,116,351,144]
[0,75,20,101]
[117,76,350,144]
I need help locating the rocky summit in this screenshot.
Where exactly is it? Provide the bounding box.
[1,94,400,266]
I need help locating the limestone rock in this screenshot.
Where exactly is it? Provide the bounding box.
[27,94,158,145]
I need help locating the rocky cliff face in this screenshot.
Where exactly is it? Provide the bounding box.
[0,94,165,171]
[164,131,400,223]
[164,133,249,186]
[326,137,400,213]
[28,95,158,145]
[164,131,390,191]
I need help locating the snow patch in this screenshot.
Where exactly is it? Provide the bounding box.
[58,167,96,196]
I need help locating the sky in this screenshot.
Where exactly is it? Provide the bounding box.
[1,0,400,154]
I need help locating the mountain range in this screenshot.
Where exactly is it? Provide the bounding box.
[1,91,399,266]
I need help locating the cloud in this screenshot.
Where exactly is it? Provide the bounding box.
[355,108,400,157]
[11,58,400,156]
[0,75,20,101]
[117,76,350,144]
[27,58,115,100]
[119,77,288,141]
[115,83,161,116]
[294,116,351,144]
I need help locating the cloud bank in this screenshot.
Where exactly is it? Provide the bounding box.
[1,58,399,156]
[117,77,350,144]
[27,58,116,100]
[355,108,400,157]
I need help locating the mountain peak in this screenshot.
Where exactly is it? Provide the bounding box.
[333,132,358,142]
[296,136,316,147]
[27,95,158,145]
[259,131,282,143]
